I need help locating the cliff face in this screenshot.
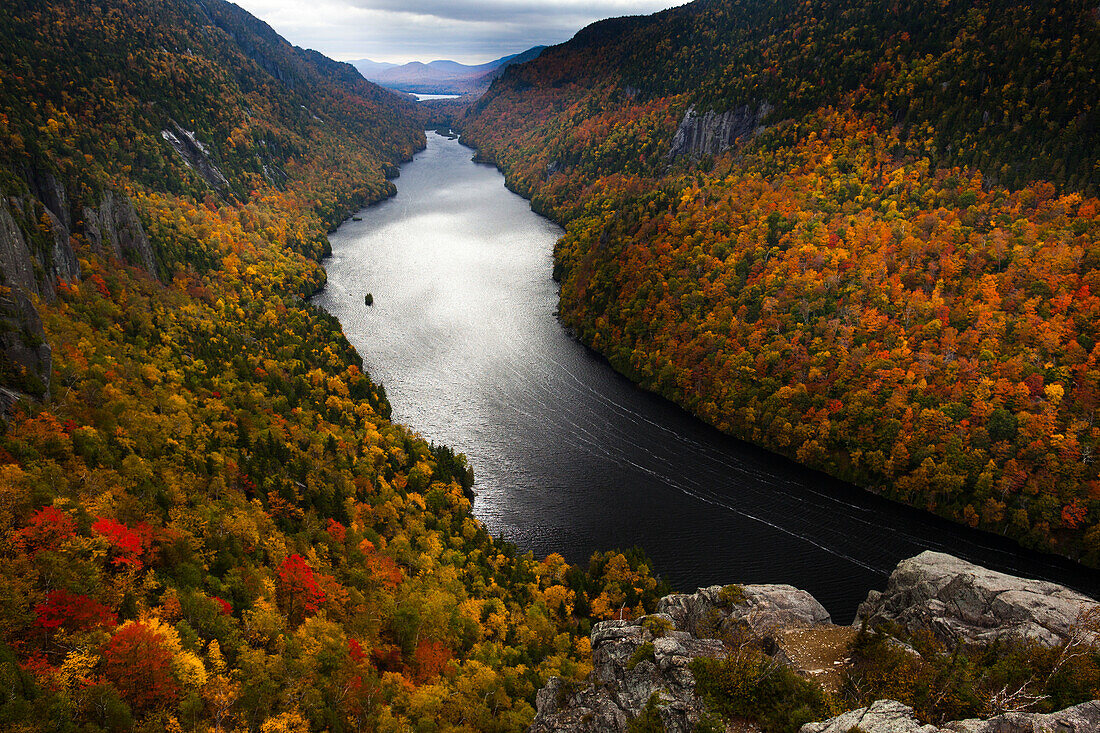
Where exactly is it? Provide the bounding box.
[160,121,230,192]
[0,198,40,298]
[6,173,83,300]
[0,290,51,406]
[667,103,773,160]
[82,190,157,275]
[0,189,72,401]
[0,170,161,406]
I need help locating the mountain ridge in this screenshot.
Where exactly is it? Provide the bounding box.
[353,46,547,95]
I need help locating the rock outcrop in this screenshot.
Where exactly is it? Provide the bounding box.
[0,196,58,400]
[161,121,230,190]
[856,551,1100,647]
[0,291,51,400]
[658,583,832,639]
[800,699,1100,733]
[667,103,772,160]
[530,616,726,732]
[531,583,834,732]
[802,699,942,733]
[529,555,1100,733]
[1,193,82,300]
[83,190,157,276]
[29,169,71,231]
[0,198,40,297]
[0,169,163,403]
[948,700,1100,732]
[44,206,81,285]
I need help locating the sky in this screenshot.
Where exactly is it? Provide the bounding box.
[233,0,690,64]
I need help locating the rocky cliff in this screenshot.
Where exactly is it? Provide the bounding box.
[0,191,66,401]
[529,553,1100,733]
[530,617,726,732]
[530,583,840,731]
[81,190,157,275]
[0,169,159,406]
[667,103,773,160]
[160,120,230,192]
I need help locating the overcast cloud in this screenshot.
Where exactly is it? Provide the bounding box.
[233,0,689,64]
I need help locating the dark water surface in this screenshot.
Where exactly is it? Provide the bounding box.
[314,133,1099,622]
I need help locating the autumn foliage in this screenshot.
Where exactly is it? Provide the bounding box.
[35,589,116,631]
[14,505,76,554]
[0,1,668,730]
[102,622,180,712]
[92,517,153,568]
[462,0,1100,563]
[276,554,325,625]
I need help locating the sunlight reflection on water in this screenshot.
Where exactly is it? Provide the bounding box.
[313,133,1100,621]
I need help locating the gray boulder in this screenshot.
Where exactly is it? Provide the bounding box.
[948,699,1100,731]
[658,583,832,640]
[856,552,1099,647]
[800,699,942,733]
[801,699,1100,733]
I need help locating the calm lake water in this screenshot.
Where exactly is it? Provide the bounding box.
[314,133,1099,621]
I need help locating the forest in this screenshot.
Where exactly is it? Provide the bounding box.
[0,1,665,730]
[3,0,1100,729]
[460,0,1100,564]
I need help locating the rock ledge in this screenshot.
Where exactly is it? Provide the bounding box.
[856,551,1100,647]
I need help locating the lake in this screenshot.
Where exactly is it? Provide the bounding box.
[313,132,1099,621]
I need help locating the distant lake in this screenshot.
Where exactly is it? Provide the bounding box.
[314,133,1100,622]
[411,93,463,101]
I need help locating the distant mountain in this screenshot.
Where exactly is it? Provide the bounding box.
[348,57,398,77]
[352,46,546,95]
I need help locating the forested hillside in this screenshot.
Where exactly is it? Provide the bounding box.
[462,0,1100,562]
[0,1,664,730]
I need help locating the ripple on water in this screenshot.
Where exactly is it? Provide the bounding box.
[313,132,1100,621]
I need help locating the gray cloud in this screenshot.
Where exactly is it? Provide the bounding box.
[233,0,687,63]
